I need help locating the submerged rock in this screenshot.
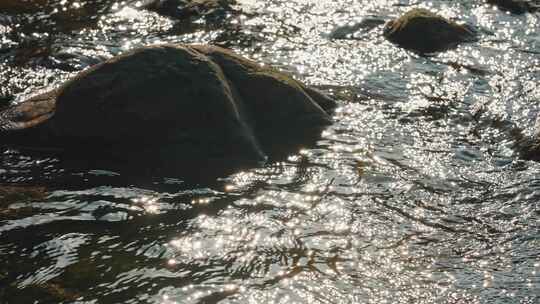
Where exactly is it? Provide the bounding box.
[0,44,335,168]
[486,0,539,14]
[329,17,386,40]
[383,8,476,54]
[0,0,125,33]
[141,0,237,20]
[511,116,540,161]
[0,0,236,33]
[0,185,48,219]
[0,0,48,13]
[0,185,47,205]
[471,101,540,162]
[0,283,79,304]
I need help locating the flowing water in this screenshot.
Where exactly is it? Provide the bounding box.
[1,0,540,303]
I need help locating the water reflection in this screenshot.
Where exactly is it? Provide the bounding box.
[1,0,540,303]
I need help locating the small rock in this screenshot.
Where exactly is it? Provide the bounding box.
[383,8,477,54]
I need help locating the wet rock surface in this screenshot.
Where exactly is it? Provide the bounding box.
[0,44,334,167]
[383,8,476,54]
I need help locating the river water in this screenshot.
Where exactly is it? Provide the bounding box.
[1,0,539,303]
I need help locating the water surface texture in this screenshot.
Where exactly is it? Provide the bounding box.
[1,0,540,303]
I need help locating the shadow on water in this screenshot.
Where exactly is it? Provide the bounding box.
[0,0,122,33]
[0,139,325,303]
[0,124,326,191]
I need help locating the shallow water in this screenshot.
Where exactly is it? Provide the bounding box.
[1,0,540,303]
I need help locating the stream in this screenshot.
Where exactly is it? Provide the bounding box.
[0,0,539,303]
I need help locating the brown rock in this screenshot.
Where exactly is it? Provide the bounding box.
[383,8,477,54]
[0,44,335,166]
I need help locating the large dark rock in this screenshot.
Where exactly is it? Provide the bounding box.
[0,44,335,167]
[486,0,539,14]
[383,8,477,54]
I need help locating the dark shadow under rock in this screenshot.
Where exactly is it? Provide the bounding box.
[0,95,12,111]
[383,8,477,54]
